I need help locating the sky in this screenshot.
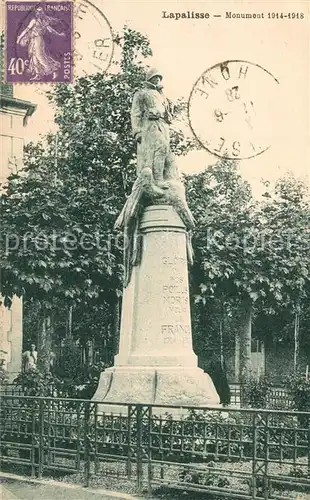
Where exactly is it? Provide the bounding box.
[14,0,310,196]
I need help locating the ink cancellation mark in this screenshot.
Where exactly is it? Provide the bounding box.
[74,0,114,77]
[5,1,74,84]
[188,60,279,160]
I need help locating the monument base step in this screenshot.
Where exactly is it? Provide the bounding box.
[92,365,220,414]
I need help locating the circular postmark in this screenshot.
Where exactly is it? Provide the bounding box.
[74,0,114,77]
[188,60,279,160]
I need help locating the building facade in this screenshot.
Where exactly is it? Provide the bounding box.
[0,79,36,382]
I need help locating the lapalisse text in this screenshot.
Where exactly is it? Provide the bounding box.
[162,11,210,20]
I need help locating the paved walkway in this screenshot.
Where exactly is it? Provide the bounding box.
[0,474,138,500]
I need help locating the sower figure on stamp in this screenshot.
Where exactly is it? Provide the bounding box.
[115,68,194,285]
[16,5,65,81]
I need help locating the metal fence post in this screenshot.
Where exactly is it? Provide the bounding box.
[30,398,38,478]
[94,402,99,475]
[126,405,133,479]
[264,413,270,499]
[308,415,310,478]
[83,400,91,487]
[136,405,143,492]
[38,399,45,479]
[147,405,152,498]
[251,412,257,499]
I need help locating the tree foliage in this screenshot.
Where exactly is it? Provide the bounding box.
[187,162,309,311]
[186,160,310,382]
[257,174,309,310]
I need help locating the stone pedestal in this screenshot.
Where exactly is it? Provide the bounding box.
[93,205,219,408]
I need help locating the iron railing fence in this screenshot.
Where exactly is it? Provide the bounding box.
[0,384,25,396]
[0,395,309,499]
[229,385,293,409]
[1,384,294,409]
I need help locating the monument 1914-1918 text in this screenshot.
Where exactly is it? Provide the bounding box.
[93,68,219,408]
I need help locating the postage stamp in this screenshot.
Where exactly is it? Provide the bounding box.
[5,1,73,83]
[188,60,279,160]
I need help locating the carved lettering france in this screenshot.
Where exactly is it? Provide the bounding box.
[161,324,191,345]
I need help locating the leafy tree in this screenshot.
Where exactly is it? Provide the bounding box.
[186,161,310,395]
[255,174,310,372]
[185,158,255,389]
[258,174,309,309]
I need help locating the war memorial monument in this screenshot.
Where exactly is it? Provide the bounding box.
[93,68,219,407]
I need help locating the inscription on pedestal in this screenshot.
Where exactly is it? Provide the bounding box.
[162,324,191,345]
[161,253,191,345]
[162,255,188,313]
[162,256,186,265]
[163,285,188,313]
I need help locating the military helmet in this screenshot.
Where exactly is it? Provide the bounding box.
[146,68,163,82]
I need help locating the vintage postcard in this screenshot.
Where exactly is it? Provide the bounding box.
[0,0,310,498]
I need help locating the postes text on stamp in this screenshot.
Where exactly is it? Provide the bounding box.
[188,60,279,160]
[5,1,73,83]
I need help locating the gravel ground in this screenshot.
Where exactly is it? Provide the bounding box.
[2,457,309,500]
[41,458,310,499]
[0,477,134,500]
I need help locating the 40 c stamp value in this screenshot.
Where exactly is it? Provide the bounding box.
[5,1,73,83]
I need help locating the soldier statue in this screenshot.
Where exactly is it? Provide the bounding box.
[115,69,194,286]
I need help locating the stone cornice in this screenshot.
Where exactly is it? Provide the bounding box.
[0,94,36,125]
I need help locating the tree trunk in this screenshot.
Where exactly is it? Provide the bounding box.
[113,296,120,357]
[219,317,224,370]
[67,305,73,340]
[235,334,240,382]
[239,299,252,405]
[293,308,300,372]
[37,313,52,374]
